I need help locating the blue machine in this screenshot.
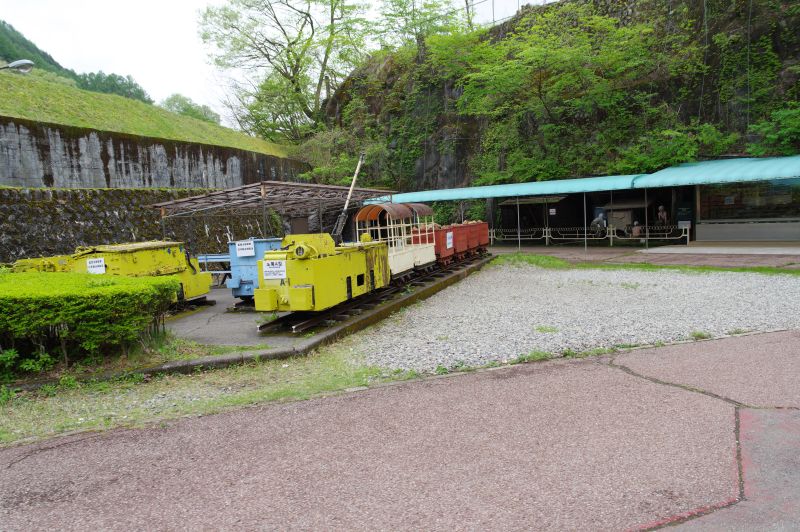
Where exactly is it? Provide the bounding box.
[225,238,283,300]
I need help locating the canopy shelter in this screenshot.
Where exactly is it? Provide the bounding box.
[364,155,800,249]
[367,174,641,204]
[632,155,800,188]
[150,181,394,251]
[152,181,393,219]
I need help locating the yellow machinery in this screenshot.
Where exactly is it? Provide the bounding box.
[254,233,390,312]
[12,241,212,301]
[11,254,75,273]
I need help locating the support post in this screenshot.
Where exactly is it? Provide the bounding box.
[516,196,521,251]
[261,182,268,239]
[645,187,649,249]
[160,207,166,240]
[583,192,588,258]
[609,190,613,247]
[544,197,550,246]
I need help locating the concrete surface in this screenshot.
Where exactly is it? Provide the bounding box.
[0,360,736,531]
[678,409,800,530]
[4,331,800,530]
[643,245,800,255]
[167,288,300,348]
[614,331,800,408]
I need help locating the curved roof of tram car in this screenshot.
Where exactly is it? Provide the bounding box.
[355,203,432,221]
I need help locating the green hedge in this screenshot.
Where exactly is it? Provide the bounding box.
[0,272,179,376]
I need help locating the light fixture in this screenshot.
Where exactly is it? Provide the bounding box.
[0,59,34,73]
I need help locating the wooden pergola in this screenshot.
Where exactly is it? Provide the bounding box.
[150,181,394,244]
[151,181,392,219]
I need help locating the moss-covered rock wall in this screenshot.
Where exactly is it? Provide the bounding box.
[0,187,282,263]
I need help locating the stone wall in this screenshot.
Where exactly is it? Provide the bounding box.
[0,187,277,263]
[0,116,307,189]
[0,187,350,263]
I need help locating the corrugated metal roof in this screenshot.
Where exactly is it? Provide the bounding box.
[366,155,800,204]
[632,155,800,188]
[367,174,641,204]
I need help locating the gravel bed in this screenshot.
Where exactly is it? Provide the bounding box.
[351,264,800,372]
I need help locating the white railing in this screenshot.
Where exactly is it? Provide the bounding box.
[490,225,690,246]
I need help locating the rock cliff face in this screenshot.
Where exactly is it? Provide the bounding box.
[322,0,800,191]
[0,116,307,188]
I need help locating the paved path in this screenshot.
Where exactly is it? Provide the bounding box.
[1,331,798,530]
[168,289,299,348]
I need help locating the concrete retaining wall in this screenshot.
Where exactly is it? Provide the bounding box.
[0,116,307,189]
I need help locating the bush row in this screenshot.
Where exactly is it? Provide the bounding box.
[0,272,179,380]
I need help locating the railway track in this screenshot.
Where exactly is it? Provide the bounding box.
[257,253,488,335]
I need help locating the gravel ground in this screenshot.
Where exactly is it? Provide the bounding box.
[353,264,800,371]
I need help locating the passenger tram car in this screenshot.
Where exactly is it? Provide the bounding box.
[253,202,489,313]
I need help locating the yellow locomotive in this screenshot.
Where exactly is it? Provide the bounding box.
[254,233,391,312]
[253,203,436,313]
[12,241,212,301]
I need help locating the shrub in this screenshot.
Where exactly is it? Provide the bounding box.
[0,272,179,377]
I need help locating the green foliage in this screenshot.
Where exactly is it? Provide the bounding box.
[611,123,738,173]
[1,21,155,105]
[748,103,800,156]
[0,348,19,381]
[513,350,551,364]
[491,253,571,269]
[17,351,55,374]
[0,272,179,378]
[160,93,221,124]
[76,71,153,104]
[0,20,77,79]
[0,72,287,157]
[378,0,465,47]
[201,0,371,141]
[0,384,15,406]
[300,1,797,191]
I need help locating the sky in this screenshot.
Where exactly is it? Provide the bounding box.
[1,0,547,127]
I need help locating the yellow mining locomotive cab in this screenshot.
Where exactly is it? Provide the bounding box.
[12,241,212,301]
[254,233,390,312]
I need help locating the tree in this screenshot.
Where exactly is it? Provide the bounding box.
[76,71,153,103]
[378,0,462,48]
[200,0,369,140]
[160,93,221,124]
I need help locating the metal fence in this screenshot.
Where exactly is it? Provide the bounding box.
[490,225,689,246]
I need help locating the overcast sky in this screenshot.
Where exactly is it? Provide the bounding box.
[1,0,545,127]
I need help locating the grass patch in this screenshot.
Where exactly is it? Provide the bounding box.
[534,325,559,333]
[0,72,286,157]
[0,346,412,446]
[512,350,551,364]
[690,331,713,341]
[492,252,800,277]
[4,335,275,387]
[491,253,570,269]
